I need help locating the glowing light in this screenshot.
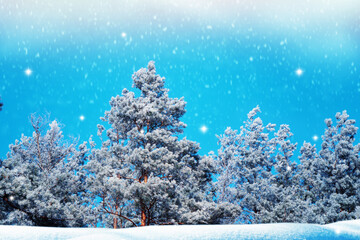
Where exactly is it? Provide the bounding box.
[334,227,341,234]
[312,135,319,141]
[286,166,292,171]
[79,115,85,121]
[121,32,127,38]
[9,196,14,201]
[200,125,208,133]
[295,68,303,76]
[25,68,32,76]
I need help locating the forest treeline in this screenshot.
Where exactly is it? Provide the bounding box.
[0,62,359,228]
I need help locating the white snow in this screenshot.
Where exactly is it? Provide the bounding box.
[0,220,360,240]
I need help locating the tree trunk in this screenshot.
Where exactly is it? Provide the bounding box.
[141,173,148,226]
[141,210,146,226]
[113,217,117,229]
[113,204,119,229]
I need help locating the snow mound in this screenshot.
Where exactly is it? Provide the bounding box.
[68,234,126,240]
[324,219,360,235]
[0,220,360,240]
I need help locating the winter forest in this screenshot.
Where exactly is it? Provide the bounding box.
[1,61,359,229]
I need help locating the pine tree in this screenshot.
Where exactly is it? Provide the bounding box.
[0,114,87,226]
[268,124,301,223]
[84,61,217,228]
[303,111,360,224]
[216,106,279,224]
[216,107,306,224]
[216,127,240,205]
[295,141,324,223]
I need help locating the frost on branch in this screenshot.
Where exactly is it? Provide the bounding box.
[0,114,87,227]
[84,61,220,228]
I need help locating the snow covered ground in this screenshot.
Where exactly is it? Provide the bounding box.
[1,220,360,240]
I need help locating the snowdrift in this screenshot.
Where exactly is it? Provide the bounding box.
[1,220,360,240]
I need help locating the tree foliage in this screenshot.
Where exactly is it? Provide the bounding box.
[84,61,219,228]
[216,107,300,223]
[1,63,359,227]
[0,114,87,226]
[216,108,360,224]
[298,111,360,223]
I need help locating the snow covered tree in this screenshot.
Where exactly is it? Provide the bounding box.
[268,125,302,223]
[216,127,240,205]
[299,111,360,224]
[0,114,87,227]
[216,107,303,224]
[84,61,219,228]
[273,125,297,189]
[216,107,279,223]
[294,142,324,223]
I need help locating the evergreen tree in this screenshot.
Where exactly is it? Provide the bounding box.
[299,111,360,224]
[0,114,87,226]
[216,127,240,205]
[216,107,278,223]
[216,107,304,224]
[84,61,218,228]
[268,124,301,223]
[296,141,324,223]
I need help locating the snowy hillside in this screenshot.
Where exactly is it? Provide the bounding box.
[1,220,360,240]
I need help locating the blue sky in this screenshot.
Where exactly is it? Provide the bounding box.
[1,0,360,158]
